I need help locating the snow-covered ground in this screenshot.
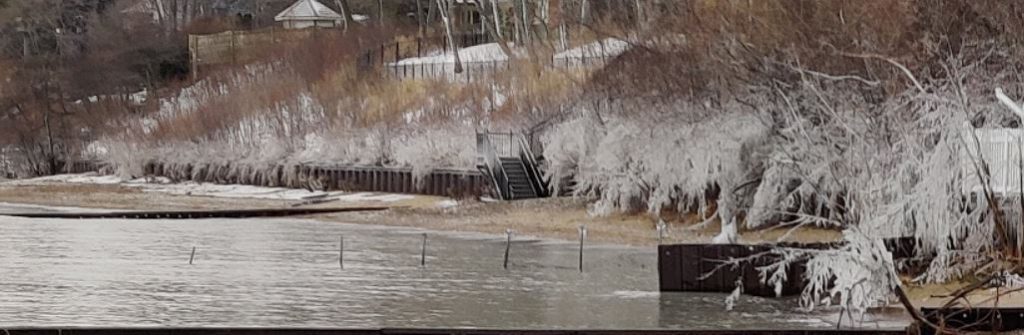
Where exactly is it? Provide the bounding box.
[392,38,631,66]
[10,173,419,203]
[394,43,519,65]
[554,38,631,59]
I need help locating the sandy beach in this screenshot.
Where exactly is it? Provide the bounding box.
[0,174,842,247]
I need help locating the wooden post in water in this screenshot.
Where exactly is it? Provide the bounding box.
[189,246,196,265]
[420,233,428,267]
[503,229,512,270]
[657,220,667,245]
[339,235,345,270]
[578,225,587,273]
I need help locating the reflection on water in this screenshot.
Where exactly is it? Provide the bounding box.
[0,212,857,329]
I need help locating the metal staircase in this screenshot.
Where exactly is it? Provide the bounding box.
[477,132,548,200]
[500,157,538,199]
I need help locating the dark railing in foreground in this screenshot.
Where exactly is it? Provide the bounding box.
[0,327,909,335]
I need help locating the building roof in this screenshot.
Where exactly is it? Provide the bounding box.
[274,0,343,21]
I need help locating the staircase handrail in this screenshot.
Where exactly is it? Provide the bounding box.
[515,133,546,197]
[477,132,511,200]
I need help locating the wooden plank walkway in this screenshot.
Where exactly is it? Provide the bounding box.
[3,207,390,219]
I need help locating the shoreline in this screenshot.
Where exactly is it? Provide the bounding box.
[0,176,931,326]
[0,176,843,247]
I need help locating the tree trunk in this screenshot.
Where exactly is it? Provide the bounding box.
[149,0,167,33]
[437,0,462,73]
[580,0,590,24]
[491,0,503,38]
[477,0,514,58]
[426,0,438,28]
[171,0,179,32]
[378,0,384,26]
[634,0,644,28]
[416,0,425,36]
[189,0,200,24]
[519,0,531,44]
[335,0,354,31]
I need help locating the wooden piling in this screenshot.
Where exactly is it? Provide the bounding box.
[420,233,427,267]
[578,225,586,273]
[657,220,666,245]
[189,246,196,265]
[503,229,512,270]
[339,235,344,270]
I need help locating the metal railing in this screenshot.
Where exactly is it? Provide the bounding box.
[477,133,511,200]
[478,131,548,199]
[358,33,492,74]
[515,132,547,197]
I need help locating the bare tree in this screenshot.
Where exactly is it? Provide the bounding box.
[477,0,514,58]
[426,0,438,27]
[334,0,354,31]
[436,0,462,73]
[377,0,384,26]
[415,0,424,36]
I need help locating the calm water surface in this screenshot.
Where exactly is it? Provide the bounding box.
[0,205,889,329]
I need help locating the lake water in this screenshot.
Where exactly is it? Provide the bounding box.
[0,206,900,330]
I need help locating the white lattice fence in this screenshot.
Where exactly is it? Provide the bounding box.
[963,127,1024,195]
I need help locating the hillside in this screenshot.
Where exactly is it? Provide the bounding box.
[9,0,1024,321]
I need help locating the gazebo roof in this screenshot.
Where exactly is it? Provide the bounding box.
[274,0,343,21]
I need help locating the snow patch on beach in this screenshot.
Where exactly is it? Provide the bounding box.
[8,173,419,203]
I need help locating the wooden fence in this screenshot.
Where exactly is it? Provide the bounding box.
[357,33,492,73]
[188,28,319,75]
[963,127,1024,196]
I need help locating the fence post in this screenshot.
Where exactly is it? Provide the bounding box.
[229,31,237,66]
[503,229,513,269]
[578,225,587,273]
[188,35,198,81]
[421,233,428,267]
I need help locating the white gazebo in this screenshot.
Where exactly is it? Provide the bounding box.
[274,0,343,29]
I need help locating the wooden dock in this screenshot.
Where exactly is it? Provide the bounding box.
[2,207,390,219]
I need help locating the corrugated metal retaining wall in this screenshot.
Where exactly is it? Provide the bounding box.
[143,162,493,198]
[659,238,916,297]
[658,243,814,297]
[298,164,492,198]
